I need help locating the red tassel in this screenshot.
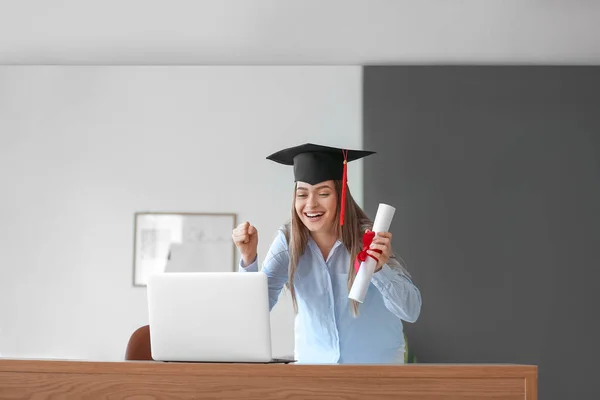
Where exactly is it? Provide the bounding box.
[340,150,348,226]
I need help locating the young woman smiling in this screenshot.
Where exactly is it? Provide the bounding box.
[233,143,421,364]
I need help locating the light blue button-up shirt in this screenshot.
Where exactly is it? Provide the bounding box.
[240,228,422,364]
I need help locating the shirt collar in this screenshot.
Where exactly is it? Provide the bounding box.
[307,235,344,262]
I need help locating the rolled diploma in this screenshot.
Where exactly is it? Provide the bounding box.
[348,203,396,303]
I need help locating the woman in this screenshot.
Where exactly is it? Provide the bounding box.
[233,143,422,364]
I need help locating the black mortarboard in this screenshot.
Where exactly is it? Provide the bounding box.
[266,143,375,225]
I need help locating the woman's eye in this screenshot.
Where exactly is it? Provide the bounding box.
[319,193,330,197]
[296,194,307,198]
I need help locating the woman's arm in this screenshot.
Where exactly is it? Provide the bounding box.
[239,230,289,311]
[371,264,422,322]
[362,230,422,322]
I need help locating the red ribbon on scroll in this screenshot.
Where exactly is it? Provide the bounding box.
[354,230,382,272]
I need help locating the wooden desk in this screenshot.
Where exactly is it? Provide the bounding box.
[0,359,537,399]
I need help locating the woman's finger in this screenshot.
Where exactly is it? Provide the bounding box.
[233,234,249,244]
[369,243,387,252]
[377,231,392,240]
[373,237,390,246]
[367,250,380,260]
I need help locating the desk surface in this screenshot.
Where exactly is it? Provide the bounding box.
[0,359,537,400]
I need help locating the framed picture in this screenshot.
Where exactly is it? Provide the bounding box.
[132,212,237,287]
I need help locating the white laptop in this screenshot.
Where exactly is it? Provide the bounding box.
[146,271,294,363]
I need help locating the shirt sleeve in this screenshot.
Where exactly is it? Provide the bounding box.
[371,264,422,323]
[239,229,289,311]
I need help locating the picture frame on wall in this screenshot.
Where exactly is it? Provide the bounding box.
[132,212,237,287]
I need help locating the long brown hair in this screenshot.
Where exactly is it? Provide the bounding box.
[283,180,408,317]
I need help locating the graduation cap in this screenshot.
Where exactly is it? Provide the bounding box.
[266,143,375,226]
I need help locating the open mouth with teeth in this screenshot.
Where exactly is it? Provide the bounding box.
[304,212,325,220]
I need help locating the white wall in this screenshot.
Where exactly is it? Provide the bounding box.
[0,66,363,360]
[1,0,599,65]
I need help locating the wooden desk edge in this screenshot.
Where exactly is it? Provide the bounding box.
[0,358,538,379]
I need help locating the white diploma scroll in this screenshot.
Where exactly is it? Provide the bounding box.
[348,203,396,303]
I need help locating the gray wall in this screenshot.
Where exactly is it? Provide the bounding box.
[363,66,600,399]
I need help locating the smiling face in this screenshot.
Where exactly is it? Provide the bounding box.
[294,180,338,234]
